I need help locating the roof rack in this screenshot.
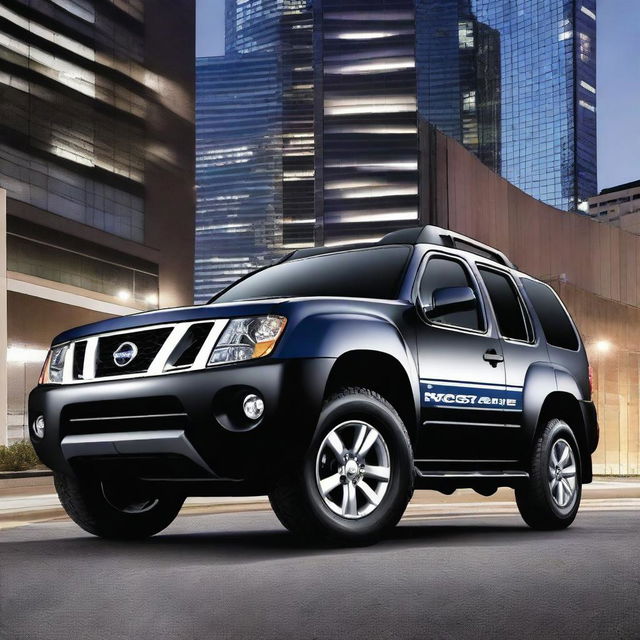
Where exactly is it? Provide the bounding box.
[287,242,378,260]
[287,225,513,269]
[378,226,514,268]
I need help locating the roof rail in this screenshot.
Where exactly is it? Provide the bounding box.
[378,225,514,268]
[288,242,378,261]
[285,225,513,269]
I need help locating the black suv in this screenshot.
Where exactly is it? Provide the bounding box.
[29,226,598,544]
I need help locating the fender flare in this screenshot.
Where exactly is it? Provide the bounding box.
[522,362,590,478]
[278,312,421,432]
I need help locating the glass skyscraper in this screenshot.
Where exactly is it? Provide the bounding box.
[196,0,597,301]
[195,0,314,302]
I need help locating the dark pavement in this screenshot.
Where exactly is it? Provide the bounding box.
[0,509,638,640]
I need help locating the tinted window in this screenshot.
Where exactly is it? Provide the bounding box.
[214,246,411,303]
[479,268,530,341]
[419,256,483,331]
[522,279,579,350]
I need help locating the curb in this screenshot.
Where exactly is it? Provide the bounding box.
[0,497,272,529]
[0,470,52,480]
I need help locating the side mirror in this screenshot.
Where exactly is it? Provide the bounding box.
[423,286,477,319]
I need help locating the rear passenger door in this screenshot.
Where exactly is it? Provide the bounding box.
[414,253,508,462]
[476,265,546,457]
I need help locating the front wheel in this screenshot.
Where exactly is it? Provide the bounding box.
[55,472,185,539]
[269,387,414,545]
[516,419,582,530]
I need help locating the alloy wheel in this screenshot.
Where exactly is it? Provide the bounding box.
[315,420,391,520]
[548,438,577,508]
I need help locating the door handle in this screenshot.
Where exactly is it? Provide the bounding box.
[483,349,504,367]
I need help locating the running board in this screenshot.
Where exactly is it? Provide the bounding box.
[413,466,529,492]
[415,470,529,479]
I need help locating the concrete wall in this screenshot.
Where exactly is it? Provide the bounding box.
[424,128,640,474]
[0,190,6,447]
[555,282,640,474]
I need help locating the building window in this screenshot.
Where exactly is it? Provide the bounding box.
[579,99,596,113]
[7,234,159,309]
[580,80,596,94]
[581,6,596,20]
[578,32,592,62]
[462,90,476,112]
[458,21,474,49]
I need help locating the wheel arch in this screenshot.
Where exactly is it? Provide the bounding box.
[535,391,592,483]
[323,350,420,443]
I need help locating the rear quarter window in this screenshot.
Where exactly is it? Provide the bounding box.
[522,279,579,351]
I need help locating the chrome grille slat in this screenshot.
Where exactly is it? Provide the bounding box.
[68,413,189,423]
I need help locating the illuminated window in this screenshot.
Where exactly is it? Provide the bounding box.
[458,21,474,48]
[462,90,476,112]
[580,80,596,94]
[579,100,595,113]
[580,6,596,20]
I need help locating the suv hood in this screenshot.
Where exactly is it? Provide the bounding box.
[52,298,291,344]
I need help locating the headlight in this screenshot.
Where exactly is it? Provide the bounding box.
[38,344,69,384]
[208,316,287,366]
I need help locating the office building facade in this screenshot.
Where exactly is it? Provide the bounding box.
[195,1,314,302]
[0,0,196,444]
[588,180,640,235]
[195,0,597,300]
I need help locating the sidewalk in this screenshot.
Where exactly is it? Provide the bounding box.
[1,476,639,531]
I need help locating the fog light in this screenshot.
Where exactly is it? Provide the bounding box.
[242,394,264,420]
[33,415,45,439]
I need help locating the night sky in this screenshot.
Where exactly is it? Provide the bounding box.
[195,0,640,193]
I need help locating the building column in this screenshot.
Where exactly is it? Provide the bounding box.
[0,190,8,446]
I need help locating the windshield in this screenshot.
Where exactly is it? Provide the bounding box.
[212,245,412,303]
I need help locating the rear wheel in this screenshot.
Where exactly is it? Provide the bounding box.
[516,419,582,530]
[54,472,184,539]
[269,387,414,545]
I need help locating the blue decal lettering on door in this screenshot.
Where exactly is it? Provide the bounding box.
[420,380,523,410]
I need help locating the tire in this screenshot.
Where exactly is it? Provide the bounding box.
[54,472,185,539]
[269,387,414,545]
[516,419,582,530]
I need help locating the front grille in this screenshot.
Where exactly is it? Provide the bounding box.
[56,319,226,384]
[95,327,173,377]
[60,396,189,438]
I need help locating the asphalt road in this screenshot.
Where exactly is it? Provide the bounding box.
[0,509,638,640]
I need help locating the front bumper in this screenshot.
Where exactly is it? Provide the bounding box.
[29,358,334,487]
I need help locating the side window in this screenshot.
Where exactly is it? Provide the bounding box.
[419,256,484,331]
[522,279,579,351]
[478,267,530,342]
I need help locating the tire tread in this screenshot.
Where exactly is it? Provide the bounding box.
[54,472,184,539]
[516,418,581,530]
[269,386,413,544]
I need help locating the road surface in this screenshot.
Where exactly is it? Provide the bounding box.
[1,507,638,639]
